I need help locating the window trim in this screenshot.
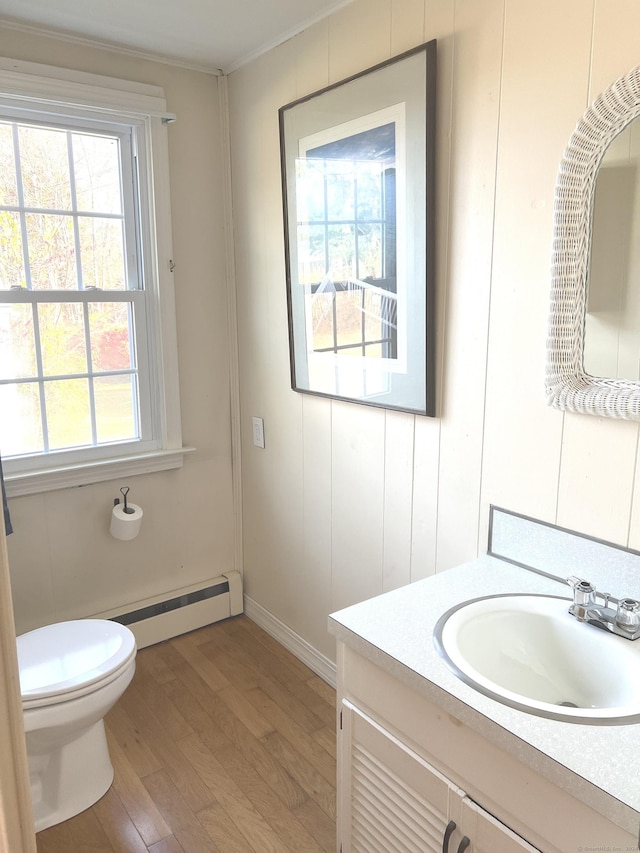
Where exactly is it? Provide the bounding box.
[0,59,189,498]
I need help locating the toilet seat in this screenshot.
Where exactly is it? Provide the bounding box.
[18,619,137,709]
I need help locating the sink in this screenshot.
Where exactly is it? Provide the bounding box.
[434,593,640,724]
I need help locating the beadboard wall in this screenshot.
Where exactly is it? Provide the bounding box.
[229,0,640,662]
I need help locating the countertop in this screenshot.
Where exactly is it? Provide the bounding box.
[328,556,640,837]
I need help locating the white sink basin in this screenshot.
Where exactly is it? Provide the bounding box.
[434,594,640,724]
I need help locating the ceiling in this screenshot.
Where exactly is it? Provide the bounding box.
[0,0,352,74]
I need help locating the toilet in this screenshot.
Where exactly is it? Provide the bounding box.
[17,619,137,832]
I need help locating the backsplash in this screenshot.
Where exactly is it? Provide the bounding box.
[489,507,640,601]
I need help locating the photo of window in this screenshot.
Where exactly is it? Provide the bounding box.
[279,40,436,415]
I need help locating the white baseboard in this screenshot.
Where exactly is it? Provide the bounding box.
[243,595,336,689]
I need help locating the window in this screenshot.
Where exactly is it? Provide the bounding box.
[298,120,399,365]
[0,61,186,496]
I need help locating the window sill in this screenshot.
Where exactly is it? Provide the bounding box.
[4,447,196,498]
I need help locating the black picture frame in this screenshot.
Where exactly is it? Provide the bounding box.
[279,39,436,416]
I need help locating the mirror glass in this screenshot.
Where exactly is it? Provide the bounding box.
[584,120,640,380]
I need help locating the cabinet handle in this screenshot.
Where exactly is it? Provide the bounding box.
[442,820,456,852]
[456,837,471,853]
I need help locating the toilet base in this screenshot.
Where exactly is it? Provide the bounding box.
[29,718,114,833]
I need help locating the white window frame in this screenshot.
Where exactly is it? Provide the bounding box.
[0,59,191,497]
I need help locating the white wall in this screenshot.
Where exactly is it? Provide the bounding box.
[229,0,640,662]
[1,29,237,633]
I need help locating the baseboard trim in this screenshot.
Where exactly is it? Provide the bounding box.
[243,595,336,689]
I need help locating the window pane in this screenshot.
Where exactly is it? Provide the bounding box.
[327,224,356,281]
[296,159,326,221]
[0,123,17,206]
[0,210,26,289]
[79,217,126,290]
[364,291,385,341]
[326,162,355,221]
[45,378,91,449]
[19,125,72,211]
[26,213,77,290]
[335,289,363,349]
[0,383,43,455]
[364,342,383,358]
[95,374,137,443]
[297,223,326,286]
[357,224,383,279]
[356,162,383,220]
[309,291,335,352]
[39,302,87,376]
[0,303,37,379]
[73,133,122,215]
[89,302,133,372]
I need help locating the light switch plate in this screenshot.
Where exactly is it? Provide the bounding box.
[252,416,265,448]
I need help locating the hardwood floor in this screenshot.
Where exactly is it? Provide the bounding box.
[35,616,337,853]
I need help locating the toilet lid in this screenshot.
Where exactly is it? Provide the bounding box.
[17,619,137,701]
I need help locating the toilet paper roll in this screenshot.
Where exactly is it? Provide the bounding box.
[110,502,143,540]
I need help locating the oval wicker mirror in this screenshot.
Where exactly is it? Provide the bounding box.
[546,66,640,420]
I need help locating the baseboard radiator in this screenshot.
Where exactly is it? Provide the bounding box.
[95,571,243,649]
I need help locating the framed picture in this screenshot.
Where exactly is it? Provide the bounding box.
[279,40,436,416]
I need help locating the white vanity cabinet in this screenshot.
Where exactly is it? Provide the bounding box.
[340,699,537,852]
[336,642,639,853]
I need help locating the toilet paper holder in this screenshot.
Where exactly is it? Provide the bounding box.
[110,486,143,540]
[114,485,136,514]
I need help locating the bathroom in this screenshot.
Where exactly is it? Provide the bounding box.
[1,0,640,848]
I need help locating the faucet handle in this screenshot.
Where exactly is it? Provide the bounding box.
[616,598,640,633]
[567,576,596,605]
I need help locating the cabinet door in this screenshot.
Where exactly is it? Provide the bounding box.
[461,797,540,853]
[339,700,466,852]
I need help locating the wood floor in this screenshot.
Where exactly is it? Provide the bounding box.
[35,615,337,853]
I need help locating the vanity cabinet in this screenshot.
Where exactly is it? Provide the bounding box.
[340,699,537,852]
[336,642,639,853]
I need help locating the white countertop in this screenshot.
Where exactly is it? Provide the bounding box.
[328,557,640,837]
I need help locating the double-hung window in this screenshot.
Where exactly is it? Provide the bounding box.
[0,61,185,495]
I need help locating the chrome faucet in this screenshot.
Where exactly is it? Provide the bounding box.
[567,576,640,640]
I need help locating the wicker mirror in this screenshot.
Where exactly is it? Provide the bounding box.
[546,66,640,420]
